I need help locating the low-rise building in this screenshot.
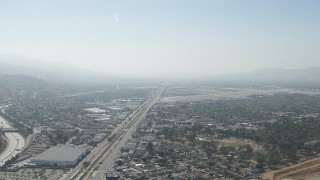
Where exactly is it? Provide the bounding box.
[30,145,92,168]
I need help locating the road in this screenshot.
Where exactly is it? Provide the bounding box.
[262,156,320,180]
[65,85,165,180]
[0,106,26,167]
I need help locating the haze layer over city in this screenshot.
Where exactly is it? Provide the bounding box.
[0,1,320,180]
[1,0,320,77]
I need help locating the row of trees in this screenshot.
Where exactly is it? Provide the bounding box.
[44,129,79,145]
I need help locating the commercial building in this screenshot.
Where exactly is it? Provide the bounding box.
[30,145,92,168]
[106,172,120,180]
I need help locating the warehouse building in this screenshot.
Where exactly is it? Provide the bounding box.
[30,145,92,168]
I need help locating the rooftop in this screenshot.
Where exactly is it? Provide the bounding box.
[32,145,90,162]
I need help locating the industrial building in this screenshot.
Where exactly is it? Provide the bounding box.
[30,145,92,168]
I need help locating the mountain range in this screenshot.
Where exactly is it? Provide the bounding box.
[0,55,320,87]
[0,55,104,83]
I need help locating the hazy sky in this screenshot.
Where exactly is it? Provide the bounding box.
[0,0,319,76]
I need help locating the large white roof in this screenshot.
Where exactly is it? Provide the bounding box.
[32,145,90,162]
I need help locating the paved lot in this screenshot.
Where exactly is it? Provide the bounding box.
[0,168,66,180]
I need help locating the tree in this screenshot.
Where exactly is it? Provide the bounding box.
[238,144,253,160]
[116,160,124,166]
[255,149,281,167]
[267,149,281,167]
[220,145,235,155]
[255,150,268,164]
[146,142,154,154]
[186,132,196,142]
[83,161,90,168]
[200,141,217,158]
[142,157,148,163]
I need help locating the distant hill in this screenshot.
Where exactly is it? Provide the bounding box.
[0,55,105,83]
[0,55,164,86]
[0,74,50,103]
[215,67,320,81]
[205,67,320,88]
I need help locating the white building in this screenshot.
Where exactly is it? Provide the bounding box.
[30,145,92,168]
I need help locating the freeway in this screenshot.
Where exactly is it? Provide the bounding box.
[0,106,26,167]
[65,85,165,180]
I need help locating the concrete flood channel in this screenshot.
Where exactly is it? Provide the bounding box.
[0,106,26,167]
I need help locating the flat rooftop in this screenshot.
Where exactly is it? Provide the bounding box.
[32,145,90,162]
